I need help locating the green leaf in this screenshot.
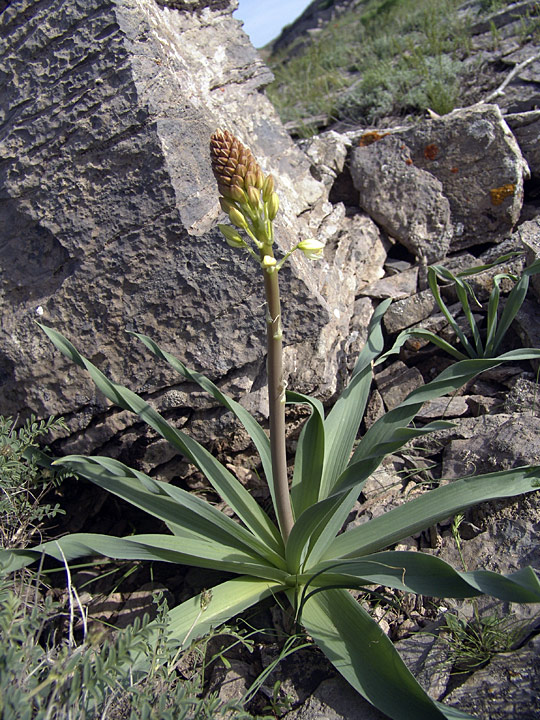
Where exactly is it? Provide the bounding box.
[399,328,468,362]
[0,532,287,581]
[131,331,275,513]
[38,323,282,554]
[55,455,286,571]
[319,299,390,498]
[324,466,540,560]
[285,489,359,572]
[454,278,483,356]
[287,391,325,517]
[491,258,540,354]
[428,266,475,357]
[343,350,540,494]
[165,576,283,647]
[304,551,540,603]
[299,588,472,720]
[484,275,503,356]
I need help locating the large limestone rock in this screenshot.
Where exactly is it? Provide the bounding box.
[400,104,529,249]
[350,135,453,264]
[0,0,369,463]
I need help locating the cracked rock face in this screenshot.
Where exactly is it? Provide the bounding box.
[0,0,368,461]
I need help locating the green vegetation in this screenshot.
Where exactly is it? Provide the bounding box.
[264,0,537,132]
[266,0,470,130]
[399,255,540,360]
[0,415,67,549]
[0,579,261,720]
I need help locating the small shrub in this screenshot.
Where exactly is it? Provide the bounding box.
[0,579,255,720]
[0,415,68,549]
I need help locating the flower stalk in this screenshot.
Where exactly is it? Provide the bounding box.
[262,258,294,540]
[210,129,298,540]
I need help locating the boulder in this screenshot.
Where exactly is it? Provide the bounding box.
[0,0,363,464]
[400,104,528,249]
[350,135,453,263]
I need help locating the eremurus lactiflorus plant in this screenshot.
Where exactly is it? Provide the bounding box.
[2,130,540,720]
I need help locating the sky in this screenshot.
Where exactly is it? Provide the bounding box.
[233,0,313,48]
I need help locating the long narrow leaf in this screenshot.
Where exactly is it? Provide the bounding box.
[492,258,540,354]
[165,576,283,647]
[319,299,390,498]
[289,351,540,572]
[38,324,282,553]
[287,391,325,517]
[401,328,468,361]
[304,551,540,603]
[299,588,472,720]
[428,266,475,357]
[484,275,503,355]
[131,331,275,510]
[55,455,286,570]
[285,488,359,572]
[343,349,540,491]
[0,532,285,580]
[454,279,482,356]
[324,466,540,560]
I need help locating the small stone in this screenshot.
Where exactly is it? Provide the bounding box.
[358,266,418,300]
[383,290,436,333]
[466,394,501,416]
[364,388,385,429]
[375,360,424,410]
[416,396,469,419]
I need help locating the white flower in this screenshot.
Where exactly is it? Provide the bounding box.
[297,239,324,260]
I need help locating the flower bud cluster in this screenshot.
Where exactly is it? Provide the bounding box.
[210,130,279,256]
[210,130,324,269]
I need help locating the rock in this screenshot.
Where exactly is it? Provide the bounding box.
[442,414,540,479]
[346,296,374,371]
[0,0,363,465]
[284,211,383,400]
[508,113,540,178]
[283,676,387,720]
[299,130,351,192]
[374,361,424,411]
[504,375,540,417]
[466,394,501,416]
[364,388,385,429]
[416,396,469,420]
[516,216,540,302]
[212,659,252,705]
[358,266,418,300]
[513,298,540,368]
[350,135,453,263]
[400,104,529,249]
[443,634,540,720]
[394,628,450,700]
[383,290,436,334]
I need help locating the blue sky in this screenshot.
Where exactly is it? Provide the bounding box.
[233,0,313,48]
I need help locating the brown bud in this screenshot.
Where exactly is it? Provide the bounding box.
[210,129,262,198]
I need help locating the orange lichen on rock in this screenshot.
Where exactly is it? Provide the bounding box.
[424,144,439,160]
[490,183,516,205]
[405,157,413,165]
[358,131,389,147]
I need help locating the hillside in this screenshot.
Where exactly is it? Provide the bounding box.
[263,0,540,135]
